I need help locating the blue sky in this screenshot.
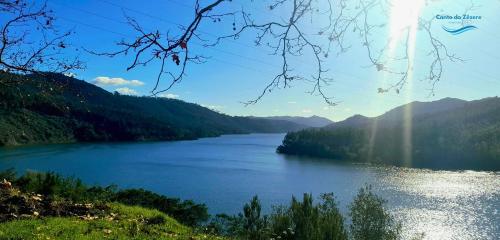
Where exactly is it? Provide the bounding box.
[39,0,500,121]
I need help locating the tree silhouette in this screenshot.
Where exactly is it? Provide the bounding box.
[95,0,464,104]
[0,0,83,81]
[1,0,467,104]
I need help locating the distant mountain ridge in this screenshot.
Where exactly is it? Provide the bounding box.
[278,97,500,171]
[0,72,306,146]
[255,115,333,128]
[325,97,468,129]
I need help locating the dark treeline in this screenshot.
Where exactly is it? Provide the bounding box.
[0,72,306,146]
[0,170,416,240]
[278,97,500,171]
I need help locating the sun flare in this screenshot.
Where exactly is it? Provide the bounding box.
[385,0,425,166]
[388,0,425,46]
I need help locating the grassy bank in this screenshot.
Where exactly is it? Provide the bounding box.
[0,169,223,239]
[0,202,222,240]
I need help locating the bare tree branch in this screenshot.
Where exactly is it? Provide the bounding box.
[94,0,462,105]
[0,0,84,80]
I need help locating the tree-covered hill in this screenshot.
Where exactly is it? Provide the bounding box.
[254,115,334,127]
[0,72,306,146]
[277,97,500,171]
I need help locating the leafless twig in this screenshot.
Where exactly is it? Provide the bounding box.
[0,0,84,81]
[96,0,462,104]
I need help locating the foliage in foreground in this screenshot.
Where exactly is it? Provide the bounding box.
[207,188,403,240]
[0,169,209,226]
[349,187,401,240]
[0,169,412,240]
[0,202,223,240]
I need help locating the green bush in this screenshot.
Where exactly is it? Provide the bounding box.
[209,193,348,240]
[112,188,209,227]
[349,186,401,240]
[0,168,16,181]
[242,196,268,239]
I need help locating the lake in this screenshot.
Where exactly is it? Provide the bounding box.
[0,133,498,239]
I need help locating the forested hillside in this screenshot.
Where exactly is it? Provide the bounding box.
[278,97,500,170]
[0,73,306,146]
[256,115,334,127]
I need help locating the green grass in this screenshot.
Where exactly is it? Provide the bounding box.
[0,203,225,240]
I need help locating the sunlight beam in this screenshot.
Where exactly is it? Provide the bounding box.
[386,0,424,166]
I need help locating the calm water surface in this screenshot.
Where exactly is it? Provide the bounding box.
[0,134,498,239]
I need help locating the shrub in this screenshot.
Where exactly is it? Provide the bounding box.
[242,196,268,240]
[209,193,348,240]
[349,186,401,240]
[112,188,209,226]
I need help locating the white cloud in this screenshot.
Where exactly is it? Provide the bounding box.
[92,76,144,86]
[201,104,225,111]
[288,101,297,104]
[158,93,179,99]
[115,87,138,95]
[302,109,312,113]
[64,72,77,78]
